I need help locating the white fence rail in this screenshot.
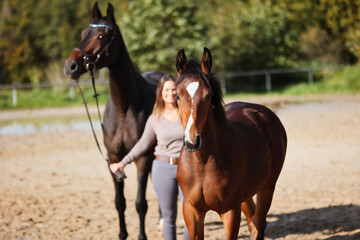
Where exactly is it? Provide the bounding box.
[0,66,345,106]
[0,80,108,106]
[217,66,344,93]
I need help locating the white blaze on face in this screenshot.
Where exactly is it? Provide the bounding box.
[184,81,199,144]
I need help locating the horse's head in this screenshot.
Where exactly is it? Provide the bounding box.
[175,48,215,152]
[64,2,120,80]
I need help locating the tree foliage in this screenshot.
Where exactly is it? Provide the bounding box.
[0,0,359,84]
[119,0,208,73]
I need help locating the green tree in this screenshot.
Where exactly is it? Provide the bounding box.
[318,0,360,62]
[1,0,359,86]
[0,0,92,84]
[119,0,209,74]
[206,0,295,71]
[0,0,36,84]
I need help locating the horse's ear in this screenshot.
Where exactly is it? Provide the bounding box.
[92,2,102,22]
[107,3,116,25]
[201,47,212,75]
[176,49,187,74]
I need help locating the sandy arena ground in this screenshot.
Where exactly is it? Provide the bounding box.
[0,94,359,240]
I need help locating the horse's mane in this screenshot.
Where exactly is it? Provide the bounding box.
[176,60,226,122]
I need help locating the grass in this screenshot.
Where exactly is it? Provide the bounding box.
[280,65,360,95]
[226,65,360,99]
[0,85,109,109]
[1,65,359,110]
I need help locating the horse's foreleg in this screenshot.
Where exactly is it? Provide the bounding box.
[220,208,241,240]
[113,179,128,240]
[241,198,256,233]
[183,200,205,240]
[135,158,150,240]
[250,186,275,240]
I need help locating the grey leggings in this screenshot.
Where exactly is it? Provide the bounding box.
[152,160,190,240]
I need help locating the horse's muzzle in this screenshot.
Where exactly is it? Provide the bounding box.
[64,54,87,80]
[183,135,201,152]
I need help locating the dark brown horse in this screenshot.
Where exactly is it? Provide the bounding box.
[174,48,287,240]
[64,3,165,240]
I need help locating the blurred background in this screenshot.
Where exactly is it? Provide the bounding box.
[1,1,360,239]
[0,0,360,109]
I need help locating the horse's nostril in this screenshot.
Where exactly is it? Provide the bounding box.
[194,135,201,149]
[183,135,201,152]
[70,62,78,72]
[196,135,201,144]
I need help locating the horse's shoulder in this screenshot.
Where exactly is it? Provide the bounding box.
[103,101,149,143]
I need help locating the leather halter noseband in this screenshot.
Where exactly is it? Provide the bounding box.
[74,23,116,71]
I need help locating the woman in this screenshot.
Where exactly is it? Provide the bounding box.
[110,74,190,240]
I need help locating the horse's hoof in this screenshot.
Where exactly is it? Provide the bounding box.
[119,232,128,240]
[138,235,147,240]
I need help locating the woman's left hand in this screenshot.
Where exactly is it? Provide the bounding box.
[110,162,125,174]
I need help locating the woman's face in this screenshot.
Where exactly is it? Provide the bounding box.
[161,80,176,105]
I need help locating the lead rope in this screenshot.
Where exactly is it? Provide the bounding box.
[76,70,126,182]
[89,70,104,131]
[76,76,107,161]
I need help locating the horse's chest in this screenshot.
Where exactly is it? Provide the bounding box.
[104,110,146,154]
[187,173,234,212]
[202,174,234,209]
[113,126,138,148]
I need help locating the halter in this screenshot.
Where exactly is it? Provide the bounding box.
[74,23,116,71]
[89,23,113,30]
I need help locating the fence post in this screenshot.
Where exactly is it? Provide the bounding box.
[266,72,271,92]
[12,85,17,106]
[69,84,75,99]
[308,71,313,85]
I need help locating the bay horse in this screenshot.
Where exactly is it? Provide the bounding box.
[64,3,165,240]
[174,48,287,240]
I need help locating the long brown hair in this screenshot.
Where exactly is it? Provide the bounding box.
[152,74,176,118]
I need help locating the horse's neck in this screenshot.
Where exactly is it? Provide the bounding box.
[107,45,144,113]
[197,110,228,162]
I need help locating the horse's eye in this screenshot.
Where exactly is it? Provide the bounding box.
[206,94,212,101]
[175,93,180,101]
[98,34,103,40]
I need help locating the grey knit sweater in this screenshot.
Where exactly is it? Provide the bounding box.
[120,114,183,166]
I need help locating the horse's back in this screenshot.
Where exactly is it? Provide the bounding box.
[225,101,287,183]
[141,70,166,91]
[225,101,286,140]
